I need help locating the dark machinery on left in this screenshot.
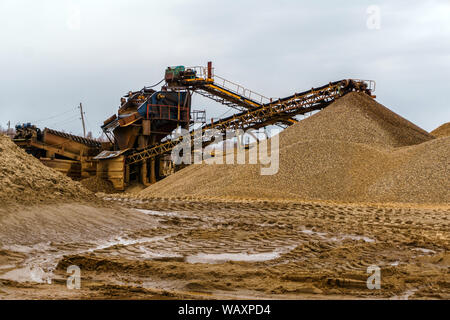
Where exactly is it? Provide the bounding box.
[13,124,105,179]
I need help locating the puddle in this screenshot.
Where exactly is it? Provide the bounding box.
[135,209,181,218]
[390,288,418,300]
[0,234,174,284]
[0,266,52,284]
[140,250,184,261]
[3,242,52,254]
[301,229,327,237]
[301,229,375,243]
[0,264,16,270]
[413,248,436,254]
[332,235,375,243]
[185,246,296,264]
[136,242,184,261]
[89,235,171,252]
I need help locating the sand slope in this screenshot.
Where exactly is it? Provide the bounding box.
[81,176,116,194]
[278,92,433,149]
[140,93,448,204]
[431,122,450,138]
[368,136,450,203]
[0,134,92,205]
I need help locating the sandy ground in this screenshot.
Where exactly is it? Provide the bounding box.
[0,198,448,300]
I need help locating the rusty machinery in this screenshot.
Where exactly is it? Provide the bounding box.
[13,125,104,179]
[13,62,375,190]
[98,83,192,188]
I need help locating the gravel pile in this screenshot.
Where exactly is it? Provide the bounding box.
[278,91,433,149]
[0,134,92,205]
[368,136,450,204]
[140,93,448,204]
[81,176,116,194]
[431,122,450,138]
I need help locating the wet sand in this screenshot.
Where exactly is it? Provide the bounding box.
[0,198,448,299]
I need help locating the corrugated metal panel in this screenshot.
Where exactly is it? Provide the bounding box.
[44,128,102,148]
[93,149,129,160]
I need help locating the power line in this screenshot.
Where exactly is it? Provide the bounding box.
[83,112,101,138]
[217,107,233,119]
[144,78,165,89]
[47,115,80,128]
[30,107,78,123]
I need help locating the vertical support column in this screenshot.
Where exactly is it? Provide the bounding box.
[125,164,130,186]
[207,61,212,79]
[149,135,157,184]
[138,135,151,186]
[141,160,148,185]
[142,119,151,136]
[96,160,102,178]
[150,158,156,184]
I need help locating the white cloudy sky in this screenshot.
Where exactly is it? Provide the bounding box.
[0,0,449,136]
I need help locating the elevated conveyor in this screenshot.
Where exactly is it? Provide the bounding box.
[165,64,270,111]
[126,78,375,165]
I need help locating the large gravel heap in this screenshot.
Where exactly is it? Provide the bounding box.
[431,122,450,138]
[140,92,449,204]
[0,135,92,205]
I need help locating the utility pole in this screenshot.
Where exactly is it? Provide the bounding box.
[79,103,86,138]
[7,120,10,132]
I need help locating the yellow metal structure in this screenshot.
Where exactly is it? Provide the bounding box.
[126,79,374,165]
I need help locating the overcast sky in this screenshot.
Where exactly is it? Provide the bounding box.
[0,0,449,136]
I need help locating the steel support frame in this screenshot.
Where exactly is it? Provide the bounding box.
[125,80,370,165]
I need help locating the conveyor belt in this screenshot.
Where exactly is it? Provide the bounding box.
[125,79,374,165]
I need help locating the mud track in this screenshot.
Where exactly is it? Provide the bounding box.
[0,198,448,299]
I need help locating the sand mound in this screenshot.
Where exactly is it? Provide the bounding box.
[0,135,92,205]
[140,93,448,204]
[431,122,450,138]
[278,92,432,149]
[368,136,450,203]
[140,140,388,201]
[81,176,116,194]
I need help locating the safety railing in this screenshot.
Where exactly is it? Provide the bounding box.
[184,66,213,80]
[212,74,270,105]
[191,109,206,123]
[185,65,270,105]
[352,79,376,92]
[145,104,190,122]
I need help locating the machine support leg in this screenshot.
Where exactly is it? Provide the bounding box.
[150,158,156,184]
[141,160,150,186]
[125,164,130,186]
[149,134,157,184]
[138,135,151,186]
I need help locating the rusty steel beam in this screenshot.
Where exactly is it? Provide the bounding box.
[125,79,373,165]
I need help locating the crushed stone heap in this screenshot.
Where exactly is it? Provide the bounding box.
[140,92,448,204]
